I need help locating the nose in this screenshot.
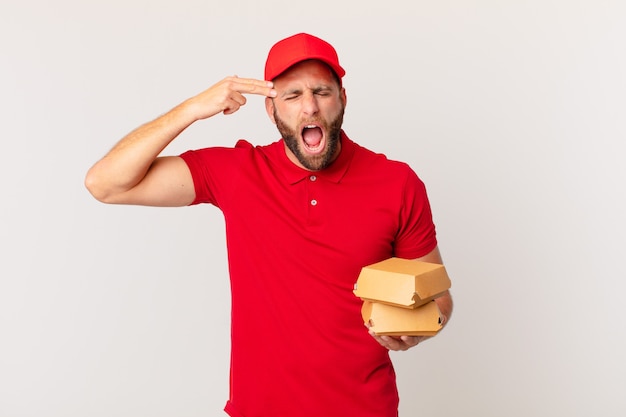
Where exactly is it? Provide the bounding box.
[301,91,319,116]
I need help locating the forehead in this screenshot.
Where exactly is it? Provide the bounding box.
[273,60,339,89]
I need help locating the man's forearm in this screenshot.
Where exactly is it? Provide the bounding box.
[435,290,453,327]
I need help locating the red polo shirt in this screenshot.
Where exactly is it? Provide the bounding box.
[180,132,437,417]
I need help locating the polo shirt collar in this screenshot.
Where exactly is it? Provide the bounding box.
[275,130,355,185]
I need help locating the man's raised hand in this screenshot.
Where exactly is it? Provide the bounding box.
[187,76,276,120]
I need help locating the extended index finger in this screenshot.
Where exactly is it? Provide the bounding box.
[230,76,276,98]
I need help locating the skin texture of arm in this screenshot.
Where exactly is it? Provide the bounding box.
[84,76,276,207]
[368,246,454,351]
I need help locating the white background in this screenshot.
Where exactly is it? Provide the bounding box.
[1,1,625,416]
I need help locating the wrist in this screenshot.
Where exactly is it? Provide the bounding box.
[175,98,205,124]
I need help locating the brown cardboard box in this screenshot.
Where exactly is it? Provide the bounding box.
[362,300,443,336]
[353,257,451,309]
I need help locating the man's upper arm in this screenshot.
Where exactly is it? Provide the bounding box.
[106,156,196,207]
[414,246,443,264]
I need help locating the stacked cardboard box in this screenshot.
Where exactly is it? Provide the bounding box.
[353,258,451,336]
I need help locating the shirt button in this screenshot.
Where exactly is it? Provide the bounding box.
[311,199,318,206]
[310,175,317,181]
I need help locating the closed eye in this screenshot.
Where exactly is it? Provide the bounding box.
[313,87,333,96]
[281,88,302,100]
[281,86,334,100]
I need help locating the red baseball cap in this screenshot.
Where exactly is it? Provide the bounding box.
[264,33,346,82]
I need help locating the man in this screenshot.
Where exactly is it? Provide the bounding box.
[86,33,453,417]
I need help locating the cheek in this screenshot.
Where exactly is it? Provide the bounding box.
[276,104,299,123]
[322,104,343,122]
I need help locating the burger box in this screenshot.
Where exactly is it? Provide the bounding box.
[362,299,443,336]
[353,257,451,309]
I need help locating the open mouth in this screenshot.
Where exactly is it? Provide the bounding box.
[302,124,325,154]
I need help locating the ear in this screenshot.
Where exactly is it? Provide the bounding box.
[340,87,347,107]
[265,97,277,125]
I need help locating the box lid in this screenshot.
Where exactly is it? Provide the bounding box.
[354,257,451,309]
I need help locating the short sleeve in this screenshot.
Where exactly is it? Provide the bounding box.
[393,167,437,259]
[179,140,255,207]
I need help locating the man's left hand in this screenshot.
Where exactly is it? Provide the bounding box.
[368,327,428,351]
